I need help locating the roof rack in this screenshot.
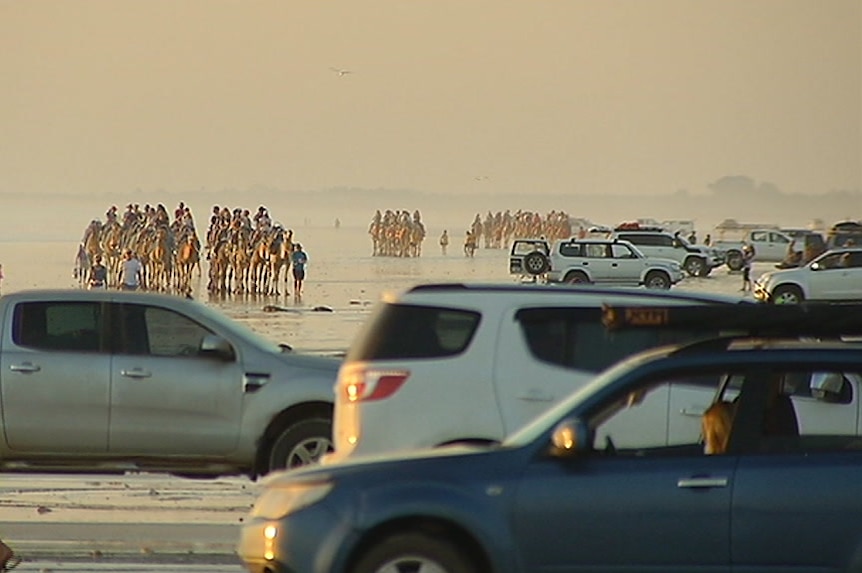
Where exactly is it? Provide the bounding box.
[602,302,862,338]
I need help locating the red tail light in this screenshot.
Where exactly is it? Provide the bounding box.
[342,369,410,402]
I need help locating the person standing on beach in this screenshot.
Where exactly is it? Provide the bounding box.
[87,254,108,289]
[0,263,4,293]
[118,249,143,291]
[439,230,449,255]
[741,244,755,292]
[291,243,308,298]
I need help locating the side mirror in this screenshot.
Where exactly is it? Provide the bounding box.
[549,417,590,458]
[810,262,822,271]
[811,373,851,404]
[200,334,236,361]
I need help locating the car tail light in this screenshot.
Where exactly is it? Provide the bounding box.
[341,368,410,402]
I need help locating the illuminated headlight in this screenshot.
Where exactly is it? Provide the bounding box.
[250,482,333,520]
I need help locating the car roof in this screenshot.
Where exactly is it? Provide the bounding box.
[395,283,749,306]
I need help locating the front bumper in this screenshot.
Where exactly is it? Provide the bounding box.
[753,284,771,302]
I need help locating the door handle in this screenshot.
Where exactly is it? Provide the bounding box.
[10,362,41,373]
[518,390,554,403]
[611,263,619,267]
[678,477,728,489]
[120,369,152,379]
[680,406,706,417]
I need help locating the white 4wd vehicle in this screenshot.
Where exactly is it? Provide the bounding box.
[327,283,749,463]
[611,227,724,277]
[713,228,796,270]
[510,237,683,289]
[755,248,862,304]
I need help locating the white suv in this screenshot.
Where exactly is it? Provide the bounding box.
[755,248,862,304]
[326,283,748,463]
[612,227,724,277]
[509,238,683,289]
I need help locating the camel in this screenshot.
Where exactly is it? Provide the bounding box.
[175,232,200,296]
[265,228,293,295]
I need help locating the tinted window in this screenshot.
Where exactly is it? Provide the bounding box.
[113,303,214,357]
[559,243,583,257]
[347,303,480,360]
[517,307,717,373]
[13,301,103,352]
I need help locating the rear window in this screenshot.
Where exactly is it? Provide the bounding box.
[347,303,481,360]
[516,307,717,373]
[12,301,103,352]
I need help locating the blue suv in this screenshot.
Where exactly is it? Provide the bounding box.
[238,304,862,573]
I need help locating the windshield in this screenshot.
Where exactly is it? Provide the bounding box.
[191,300,283,353]
[504,345,674,447]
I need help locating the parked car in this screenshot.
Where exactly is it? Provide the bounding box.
[237,303,862,573]
[326,283,748,464]
[0,289,339,478]
[610,225,724,277]
[754,247,862,304]
[509,237,683,288]
[712,228,797,270]
[826,220,862,249]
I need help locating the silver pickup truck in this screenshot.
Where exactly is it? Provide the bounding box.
[0,289,340,479]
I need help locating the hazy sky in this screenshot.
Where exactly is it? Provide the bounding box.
[1,0,860,198]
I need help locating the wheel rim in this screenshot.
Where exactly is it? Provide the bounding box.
[375,556,448,573]
[686,260,703,275]
[525,255,546,273]
[647,275,668,289]
[773,290,800,305]
[567,274,586,284]
[285,437,333,469]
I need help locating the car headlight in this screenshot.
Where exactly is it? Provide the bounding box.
[250,482,333,520]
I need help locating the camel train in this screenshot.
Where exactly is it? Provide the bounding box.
[76,203,296,297]
[368,209,427,257]
[462,209,575,251]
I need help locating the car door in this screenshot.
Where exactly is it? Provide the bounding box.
[806,252,854,300]
[583,242,614,282]
[608,243,642,284]
[767,232,792,261]
[512,377,734,572]
[730,368,862,572]
[0,300,110,452]
[108,302,244,456]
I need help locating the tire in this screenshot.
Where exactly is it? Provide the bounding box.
[267,418,333,473]
[684,257,707,277]
[644,270,671,289]
[523,251,549,275]
[726,251,744,272]
[564,271,590,285]
[352,533,476,573]
[771,285,804,305]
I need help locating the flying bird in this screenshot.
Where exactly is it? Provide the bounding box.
[329,67,352,76]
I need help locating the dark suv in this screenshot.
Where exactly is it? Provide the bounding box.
[238,303,862,573]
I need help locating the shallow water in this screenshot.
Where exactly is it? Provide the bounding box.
[0,226,765,354]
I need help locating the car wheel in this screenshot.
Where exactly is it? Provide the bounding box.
[353,532,476,573]
[644,271,671,289]
[684,257,707,277]
[726,251,744,271]
[564,271,590,285]
[771,285,804,305]
[267,418,333,473]
[523,251,550,275]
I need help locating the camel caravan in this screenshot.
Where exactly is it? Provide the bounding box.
[464,209,574,250]
[75,203,296,297]
[368,209,427,257]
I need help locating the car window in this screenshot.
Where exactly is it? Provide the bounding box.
[582,243,607,258]
[559,243,583,257]
[113,303,214,357]
[611,244,635,259]
[751,231,768,241]
[770,232,789,244]
[12,301,103,352]
[346,303,481,360]
[516,307,719,373]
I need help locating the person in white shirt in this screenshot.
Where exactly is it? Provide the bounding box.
[119,249,144,291]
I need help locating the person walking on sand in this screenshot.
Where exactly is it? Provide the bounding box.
[291,243,308,298]
[118,249,143,291]
[1,538,21,571]
[439,230,449,255]
[740,244,755,292]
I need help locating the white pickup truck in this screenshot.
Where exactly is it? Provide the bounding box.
[713,228,795,270]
